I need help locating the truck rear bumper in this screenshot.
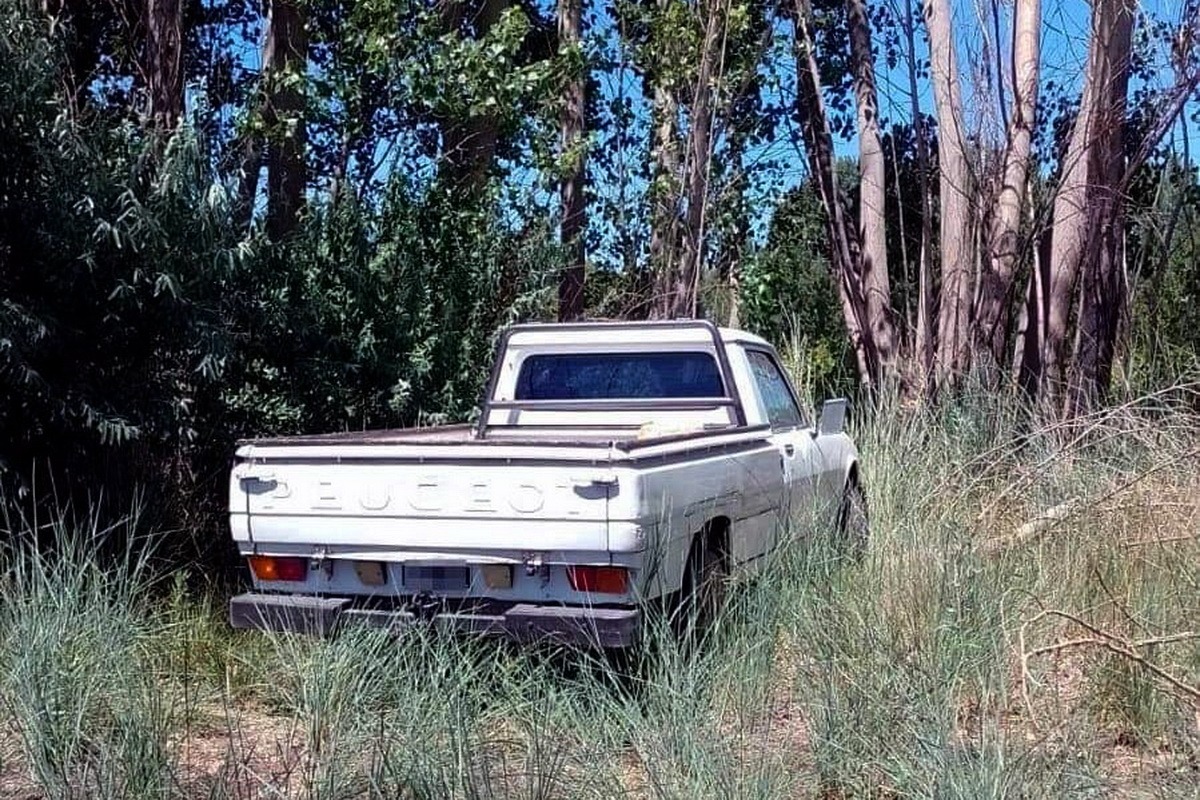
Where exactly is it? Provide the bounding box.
[229,592,640,648]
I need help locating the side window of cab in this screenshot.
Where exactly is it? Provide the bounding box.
[746,350,803,430]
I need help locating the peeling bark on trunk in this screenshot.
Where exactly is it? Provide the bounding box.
[847,0,898,377]
[924,0,974,389]
[145,0,183,131]
[1015,223,1051,397]
[792,0,875,386]
[263,0,307,239]
[1043,0,1131,411]
[557,0,586,321]
[976,0,1039,374]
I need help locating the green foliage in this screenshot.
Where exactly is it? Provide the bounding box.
[0,3,558,556]
[220,187,556,437]
[305,0,559,193]
[738,184,851,397]
[1125,158,1200,391]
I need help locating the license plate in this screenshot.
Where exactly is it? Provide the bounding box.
[404,565,469,592]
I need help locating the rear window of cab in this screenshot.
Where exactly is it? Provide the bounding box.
[514,352,724,400]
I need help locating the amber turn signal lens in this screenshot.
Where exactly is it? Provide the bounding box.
[566,566,628,594]
[249,555,307,582]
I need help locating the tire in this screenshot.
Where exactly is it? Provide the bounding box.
[674,534,728,641]
[836,479,869,557]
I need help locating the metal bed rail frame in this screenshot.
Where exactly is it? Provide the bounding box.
[474,319,749,439]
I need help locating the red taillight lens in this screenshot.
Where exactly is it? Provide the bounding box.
[249,556,307,582]
[567,566,628,594]
[275,557,307,581]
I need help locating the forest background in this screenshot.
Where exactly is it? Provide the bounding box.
[1,0,1198,563]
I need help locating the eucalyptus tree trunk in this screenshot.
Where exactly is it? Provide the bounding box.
[846,0,898,377]
[1042,0,1131,411]
[263,0,307,238]
[648,88,681,317]
[976,0,1040,374]
[671,0,721,320]
[1015,222,1051,395]
[557,0,586,321]
[721,118,752,328]
[233,133,263,234]
[792,0,875,386]
[923,0,974,389]
[145,0,183,130]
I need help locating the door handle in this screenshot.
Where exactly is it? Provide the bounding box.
[783,444,795,457]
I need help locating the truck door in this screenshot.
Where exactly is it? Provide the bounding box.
[744,349,819,542]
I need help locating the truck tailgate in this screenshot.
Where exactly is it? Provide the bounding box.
[230,458,614,554]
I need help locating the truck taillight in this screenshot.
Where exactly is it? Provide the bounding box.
[249,555,307,582]
[567,566,628,594]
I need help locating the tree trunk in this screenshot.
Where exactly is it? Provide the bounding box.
[1042,0,1131,410]
[847,0,898,377]
[144,0,183,130]
[672,0,721,320]
[648,0,682,318]
[648,87,681,317]
[901,0,935,392]
[1065,0,1134,417]
[556,0,586,321]
[1015,222,1051,397]
[233,133,263,234]
[263,0,306,239]
[976,0,1040,373]
[923,0,974,389]
[721,126,751,328]
[792,0,875,386]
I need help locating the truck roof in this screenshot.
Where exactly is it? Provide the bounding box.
[503,320,772,350]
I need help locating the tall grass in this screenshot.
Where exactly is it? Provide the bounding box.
[0,382,1196,798]
[0,505,173,799]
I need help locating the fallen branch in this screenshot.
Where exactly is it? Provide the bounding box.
[983,443,1200,555]
[983,498,1080,555]
[1019,609,1200,731]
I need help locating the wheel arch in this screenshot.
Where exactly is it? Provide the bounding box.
[697,514,731,561]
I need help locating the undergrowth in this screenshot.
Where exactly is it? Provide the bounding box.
[0,383,1197,799]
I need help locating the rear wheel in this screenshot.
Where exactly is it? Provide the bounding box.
[674,534,728,641]
[836,479,869,557]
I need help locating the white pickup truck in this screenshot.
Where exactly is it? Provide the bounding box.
[228,320,865,647]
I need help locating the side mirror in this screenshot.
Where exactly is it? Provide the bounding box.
[816,397,849,436]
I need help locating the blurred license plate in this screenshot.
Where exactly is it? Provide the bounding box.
[404,565,469,591]
[354,561,388,586]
